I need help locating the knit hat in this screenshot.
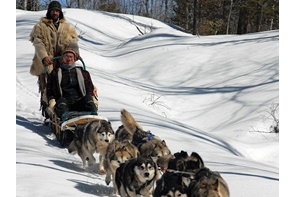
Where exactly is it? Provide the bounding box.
[62,48,77,57]
[46,1,64,19]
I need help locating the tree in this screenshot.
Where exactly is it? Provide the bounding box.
[192,0,199,35]
[24,0,28,10]
[226,0,233,34]
[237,0,249,34]
[16,0,278,35]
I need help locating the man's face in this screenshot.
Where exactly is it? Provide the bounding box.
[63,52,75,65]
[50,9,60,21]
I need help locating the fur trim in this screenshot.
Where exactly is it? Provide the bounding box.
[30,17,78,76]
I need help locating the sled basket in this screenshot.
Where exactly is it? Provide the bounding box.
[46,111,108,147]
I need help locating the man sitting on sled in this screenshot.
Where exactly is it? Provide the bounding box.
[46,48,98,120]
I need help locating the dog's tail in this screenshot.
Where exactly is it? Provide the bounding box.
[121,109,142,135]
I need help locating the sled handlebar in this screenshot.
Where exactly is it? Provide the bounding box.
[45,56,86,74]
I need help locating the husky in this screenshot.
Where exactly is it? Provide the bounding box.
[114,124,133,142]
[153,171,188,197]
[158,151,204,174]
[115,156,159,197]
[157,153,175,171]
[103,137,139,194]
[154,151,207,197]
[157,150,205,187]
[67,119,115,171]
[171,151,205,187]
[187,167,230,197]
[168,150,205,173]
[120,109,172,163]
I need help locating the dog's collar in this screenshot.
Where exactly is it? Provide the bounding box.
[148,132,154,140]
[164,168,196,176]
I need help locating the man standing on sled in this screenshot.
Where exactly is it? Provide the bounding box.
[46,48,98,119]
[29,1,80,118]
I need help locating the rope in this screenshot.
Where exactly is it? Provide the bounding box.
[164,168,196,176]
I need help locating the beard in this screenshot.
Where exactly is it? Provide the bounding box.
[50,12,60,22]
[52,15,59,21]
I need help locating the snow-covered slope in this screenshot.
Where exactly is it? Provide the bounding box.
[16,9,279,197]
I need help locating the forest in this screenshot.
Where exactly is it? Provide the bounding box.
[16,0,279,35]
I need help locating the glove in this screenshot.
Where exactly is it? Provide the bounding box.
[42,56,53,66]
[92,96,99,109]
[45,99,56,118]
[93,86,98,97]
[93,86,99,109]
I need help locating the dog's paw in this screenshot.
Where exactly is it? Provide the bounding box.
[98,169,106,175]
[110,194,120,197]
[105,175,111,185]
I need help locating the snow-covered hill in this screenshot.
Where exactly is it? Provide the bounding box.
[16,9,279,197]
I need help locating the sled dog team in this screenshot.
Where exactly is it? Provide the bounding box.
[68,109,230,197]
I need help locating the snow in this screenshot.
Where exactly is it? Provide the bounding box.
[15,8,281,197]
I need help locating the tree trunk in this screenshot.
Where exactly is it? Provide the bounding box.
[145,0,149,17]
[23,0,28,10]
[237,4,249,34]
[226,0,233,34]
[185,0,189,31]
[192,0,198,35]
[255,2,262,32]
[164,0,168,22]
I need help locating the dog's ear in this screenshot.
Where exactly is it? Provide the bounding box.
[212,178,220,191]
[180,150,189,158]
[87,120,102,133]
[122,145,127,151]
[190,152,205,167]
[176,159,185,171]
[190,152,201,158]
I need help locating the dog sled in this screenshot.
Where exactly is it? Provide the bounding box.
[43,56,107,147]
[46,111,108,147]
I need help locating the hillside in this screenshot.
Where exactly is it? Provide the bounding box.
[16,9,279,197]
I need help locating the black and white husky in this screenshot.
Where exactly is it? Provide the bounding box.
[115,156,159,197]
[67,119,115,172]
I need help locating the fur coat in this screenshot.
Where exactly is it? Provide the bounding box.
[29,17,79,76]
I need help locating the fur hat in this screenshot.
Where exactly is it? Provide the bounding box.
[46,1,64,19]
[48,1,62,11]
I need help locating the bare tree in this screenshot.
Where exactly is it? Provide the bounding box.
[192,0,198,35]
[184,0,189,30]
[267,103,279,133]
[23,0,28,10]
[17,0,278,35]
